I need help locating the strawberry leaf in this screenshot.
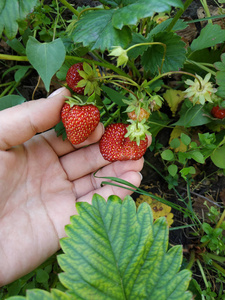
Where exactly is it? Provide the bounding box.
[142,32,186,75]
[71,0,183,51]
[58,194,192,299]
[112,0,184,29]
[0,0,38,39]
[26,37,66,92]
[71,10,132,51]
[214,53,225,98]
[191,23,225,51]
[0,95,25,111]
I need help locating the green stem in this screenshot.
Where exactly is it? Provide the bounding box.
[211,260,225,275]
[58,0,79,16]
[215,209,225,229]
[186,59,217,76]
[78,7,103,20]
[186,250,196,270]
[148,71,203,90]
[166,0,195,32]
[0,83,15,98]
[200,0,212,24]
[204,253,225,263]
[196,259,210,290]
[0,54,130,78]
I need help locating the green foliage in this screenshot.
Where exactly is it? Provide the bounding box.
[26,37,66,91]
[7,194,192,300]
[0,0,38,39]
[0,95,25,111]
[191,23,225,51]
[214,53,225,98]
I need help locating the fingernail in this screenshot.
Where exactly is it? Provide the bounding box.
[138,172,143,180]
[48,87,66,98]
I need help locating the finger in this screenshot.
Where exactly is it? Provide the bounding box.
[60,134,152,181]
[76,170,143,203]
[0,87,70,150]
[60,141,109,181]
[73,158,144,198]
[42,122,105,157]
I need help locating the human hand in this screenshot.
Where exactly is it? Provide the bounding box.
[0,87,151,286]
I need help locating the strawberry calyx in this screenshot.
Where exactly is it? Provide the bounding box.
[125,119,151,146]
[76,62,101,96]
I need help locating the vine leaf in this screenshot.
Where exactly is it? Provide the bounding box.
[142,32,186,75]
[0,0,38,39]
[58,194,192,299]
[71,0,183,51]
[26,37,66,92]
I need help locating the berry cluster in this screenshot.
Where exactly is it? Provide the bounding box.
[61,63,149,161]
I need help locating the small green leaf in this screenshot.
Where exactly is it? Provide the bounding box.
[161,149,175,161]
[0,0,38,39]
[0,95,25,111]
[211,144,225,169]
[26,37,66,92]
[170,138,181,149]
[36,269,49,283]
[180,133,191,146]
[189,151,205,164]
[191,23,225,51]
[168,164,178,177]
[101,85,128,106]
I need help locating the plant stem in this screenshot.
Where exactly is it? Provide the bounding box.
[196,259,210,290]
[166,0,195,32]
[200,0,212,24]
[58,0,79,16]
[211,260,225,275]
[186,250,196,270]
[215,209,225,229]
[186,59,217,76]
[0,54,29,61]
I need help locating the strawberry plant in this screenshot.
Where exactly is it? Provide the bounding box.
[1,0,225,298]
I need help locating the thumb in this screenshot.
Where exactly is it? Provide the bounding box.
[0,87,70,150]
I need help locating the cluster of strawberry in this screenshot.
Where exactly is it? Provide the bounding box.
[61,63,149,161]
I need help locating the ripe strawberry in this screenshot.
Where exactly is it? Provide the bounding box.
[128,107,150,122]
[211,105,225,119]
[61,103,100,145]
[66,63,85,94]
[99,123,148,161]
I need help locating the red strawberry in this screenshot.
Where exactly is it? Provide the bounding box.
[66,63,84,94]
[211,105,225,119]
[99,123,148,161]
[61,103,100,145]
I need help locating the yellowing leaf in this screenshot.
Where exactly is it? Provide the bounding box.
[163,89,185,116]
[136,194,174,226]
[169,126,189,152]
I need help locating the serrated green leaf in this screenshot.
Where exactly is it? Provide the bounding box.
[26,37,66,92]
[191,23,225,51]
[0,95,25,111]
[71,10,132,51]
[112,0,184,29]
[0,0,38,39]
[58,194,192,300]
[142,32,186,75]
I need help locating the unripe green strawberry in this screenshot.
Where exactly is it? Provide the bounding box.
[61,103,100,145]
[99,123,148,161]
[66,63,85,94]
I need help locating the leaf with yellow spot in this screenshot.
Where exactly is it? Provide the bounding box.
[136,194,174,226]
[169,126,189,152]
[163,89,185,116]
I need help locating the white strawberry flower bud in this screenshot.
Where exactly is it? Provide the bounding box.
[109,46,129,67]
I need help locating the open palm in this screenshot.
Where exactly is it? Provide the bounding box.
[0,88,149,286]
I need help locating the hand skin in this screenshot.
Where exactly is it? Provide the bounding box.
[0,87,151,286]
